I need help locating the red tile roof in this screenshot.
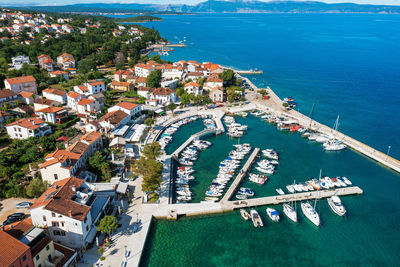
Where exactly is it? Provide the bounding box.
[88,81,104,86]
[184,81,200,88]
[116,101,138,110]
[36,106,64,113]
[7,117,46,130]
[152,88,175,96]
[77,98,94,105]
[0,89,17,98]
[30,177,90,221]
[43,88,67,96]
[19,91,33,98]
[5,75,36,85]
[67,91,80,98]
[0,231,30,266]
[76,85,88,92]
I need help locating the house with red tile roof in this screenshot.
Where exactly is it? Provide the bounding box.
[0,89,19,107]
[134,76,147,87]
[99,110,130,132]
[6,117,52,139]
[56,53,75,70]
[110,80,133,92]
[77,98,100,116]
[35,106,68,124]
[67,91,82,110]
[38,54,54,72]
[39,131,102,184]
[4,75,37,94]
[204,73,224,91]
[0,230,34,267]
[150,88,177,105]
[30,176,112,249]
[42,88,67,104]
[50,70,69,80]
[1,218,78,267]
[19,91,34,105]
[184,81,202,96]
[108,101,141,121]
[73,81,105,96]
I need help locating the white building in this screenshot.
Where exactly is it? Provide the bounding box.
[6,117,52,139]
[150,88,177,105]
[39,131,102,184]
[134,63,153,77]
[108,101,141,121]
[67,91,82,110]
[77,98,99,116]
[4,75,37,94]
[30,177,113,249]
[42,88,67,104]
[11,55,30,70]
[74,82,105,96]
[184,81,202,96]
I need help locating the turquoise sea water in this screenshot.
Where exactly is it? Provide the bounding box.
[132,13,400,159]
[118,14,400,266]
[142,115,400,266]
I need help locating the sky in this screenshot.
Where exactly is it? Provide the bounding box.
[2,0,400,6]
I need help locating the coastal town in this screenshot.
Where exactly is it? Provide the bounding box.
[0,5,400,267]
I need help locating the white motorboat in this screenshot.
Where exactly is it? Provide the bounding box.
[276,188,285,195]
[249,174,267,185]
[327,196,346,216]
[266,208,280,222]
[256,166,274,174]
[324,140,347,151]
[286,185,295,193]
[283,203,298,223]
[301,201,320,226]
[250,209,263,227]
[240,209,251,220]
[342,176,352,185]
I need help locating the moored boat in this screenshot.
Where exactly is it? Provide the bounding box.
[250,209,263,227]
[240,209,251,220]
[283,203,298,223]
[301,201,320,226]
[266,208,280,222]
[327,196,346,216]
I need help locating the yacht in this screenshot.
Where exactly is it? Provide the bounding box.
[301,201,320,226]
[342,176,352,185]
[256,166,274,174]
[324,140,347,151]
[236,194,248,200]
[240,209,251,220]
[276,188,285,195]
[249,174,267,185]
[250,209,264,227]
[266,208,280,222]
[327,196,346,216]
[283,203,298,223]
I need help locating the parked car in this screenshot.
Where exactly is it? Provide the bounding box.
[3,213,25,226]
[16,202,31,209]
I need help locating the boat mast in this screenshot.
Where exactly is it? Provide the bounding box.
[315,169,322,210]
[308,98,317,130]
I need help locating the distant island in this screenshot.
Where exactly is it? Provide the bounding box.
[115,15,163,23]
[11,1,400,14]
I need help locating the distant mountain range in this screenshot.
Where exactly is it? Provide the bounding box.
[13,0,400,14]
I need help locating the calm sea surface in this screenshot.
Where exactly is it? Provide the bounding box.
[114,14,400,266]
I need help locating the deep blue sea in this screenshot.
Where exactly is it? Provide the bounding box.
[130,13,400,159]
[111,14,400,266]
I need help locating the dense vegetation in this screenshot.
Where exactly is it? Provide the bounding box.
[0,16,164,88]
[0,128,79,198]
[115,16,162,23]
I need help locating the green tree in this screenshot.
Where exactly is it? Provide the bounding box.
[88,151,111,181]
[144,118,154,127]
[78,57,97,74]
[141,142,162,160]
[146,70,161,88]
[26,179,48,198]
[259,89,267,97]
[0,57,8,73]
[167,102,176,113]
[180,93,190,106]
[97,215,118,237]
[219,69,236,86]
[176,87,184,97]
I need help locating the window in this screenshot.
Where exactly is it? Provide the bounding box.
[60,231,66,236]
[53,230,60,236]
[86,225,89,231]
[43,215,46,221]
[60,222,64,227]
[52,221,59,227]
[54,174,58,180]
[36,255,40,260]
[46,245,50,251]
[22,255,26,261]
[52,212,56,217]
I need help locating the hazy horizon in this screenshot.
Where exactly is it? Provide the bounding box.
[2,0,400,7]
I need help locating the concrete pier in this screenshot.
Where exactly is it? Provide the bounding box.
[221,148,260,202]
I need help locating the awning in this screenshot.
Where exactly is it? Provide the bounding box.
[116,182,128,195]
[155,109,164,114]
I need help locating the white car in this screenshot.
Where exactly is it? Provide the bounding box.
[16,202,31,209]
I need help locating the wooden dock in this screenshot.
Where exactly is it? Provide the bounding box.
[220,148,260,202]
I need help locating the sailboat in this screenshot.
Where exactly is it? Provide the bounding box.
[324,115,347,151]
[283,180,298,223]
[301,170,321,226]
